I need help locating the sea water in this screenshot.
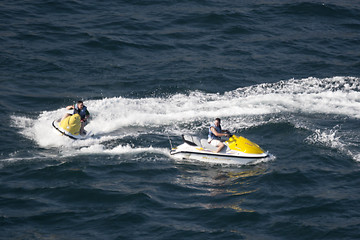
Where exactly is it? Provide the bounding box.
[1,1,360,239]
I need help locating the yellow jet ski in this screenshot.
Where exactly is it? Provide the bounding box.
[170,134,269,164]
[52,113,92,140]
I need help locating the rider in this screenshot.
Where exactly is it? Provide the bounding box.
[208,118,230,153]
[62,100,90,135]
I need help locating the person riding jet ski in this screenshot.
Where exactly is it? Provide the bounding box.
[170,118,269,164]
[208,118,231,153]
[62,100,90,135]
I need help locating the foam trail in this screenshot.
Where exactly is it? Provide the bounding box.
[77,144,169,156]
[228,76,360,117]
[88,76,360,130]
[84,76,360,137]
[10,76,360,159]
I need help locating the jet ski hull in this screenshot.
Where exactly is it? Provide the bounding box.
[170,135,269,164]
[52,120,93,140]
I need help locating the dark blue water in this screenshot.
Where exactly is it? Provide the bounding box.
[1,1,360,239]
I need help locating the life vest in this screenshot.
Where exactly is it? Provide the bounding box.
[73,105,88,120]
[208,123,222,141]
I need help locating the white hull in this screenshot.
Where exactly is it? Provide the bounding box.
[170,142,268,165]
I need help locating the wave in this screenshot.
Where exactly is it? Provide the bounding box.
[305,125,360,162]
[10,76,360,161]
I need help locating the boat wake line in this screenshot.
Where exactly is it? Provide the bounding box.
[9,76,360,162]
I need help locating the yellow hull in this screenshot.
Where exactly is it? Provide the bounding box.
[226,135,265,154]
[52,113,93,140]
[59,114,81,136]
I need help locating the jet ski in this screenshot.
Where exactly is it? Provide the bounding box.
[52,113,93,140]
[170,134,269,164]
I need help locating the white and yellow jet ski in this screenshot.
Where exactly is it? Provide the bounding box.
[52,113,92,140]
[170,135,269,164]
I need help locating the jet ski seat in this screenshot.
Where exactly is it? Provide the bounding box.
[182,135,202,147]
[200,139,229,152]
[182,135,230,152]
[200,139,217,151]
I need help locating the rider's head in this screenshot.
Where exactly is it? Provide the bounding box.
[77,101,84,109]
[215,118,221,127]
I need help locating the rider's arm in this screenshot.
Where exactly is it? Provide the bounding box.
[66,105,74,110]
